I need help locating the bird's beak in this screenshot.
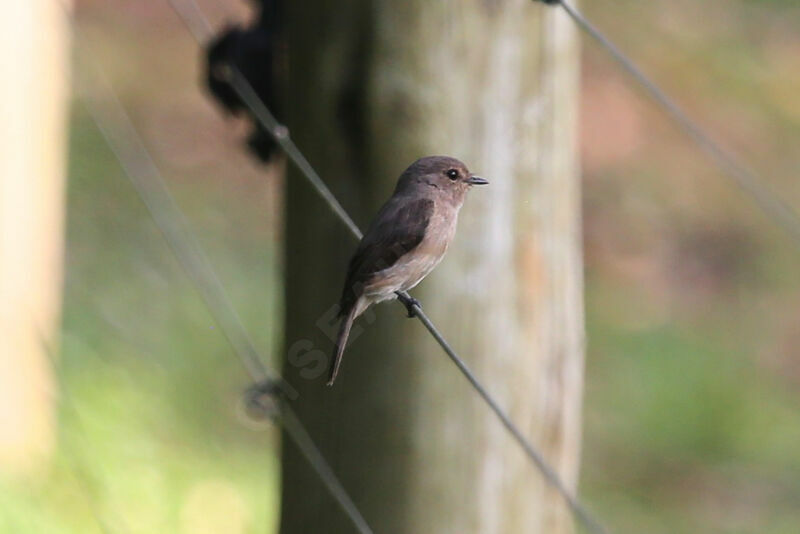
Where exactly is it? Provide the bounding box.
[466,175,489,186]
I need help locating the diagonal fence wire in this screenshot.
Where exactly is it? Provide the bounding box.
[541,0,800,249]
[165,1,609,533]
[71,26,374,534]
[164,0,363,239]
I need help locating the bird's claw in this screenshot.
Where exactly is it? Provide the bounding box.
[397,293,421,318]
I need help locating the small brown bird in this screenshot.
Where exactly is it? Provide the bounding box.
[327,156,488,385]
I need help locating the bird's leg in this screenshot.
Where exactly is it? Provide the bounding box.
[396,291,421,318]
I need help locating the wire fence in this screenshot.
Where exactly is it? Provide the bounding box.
[61,0,800,532]
[72,22,375,533]
[164,1,609,533]
[544,0,800,248]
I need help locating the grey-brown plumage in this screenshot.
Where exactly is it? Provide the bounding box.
[327,156,488,385]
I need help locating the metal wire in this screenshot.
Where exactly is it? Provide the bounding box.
[72,29,373,534]
[166,0,363,239]
[83,65,269,386]
[549,0,800,248]
[164,1,608,533]
[226,69,364,239]
[166,0,214,41]
[410,310,609,534]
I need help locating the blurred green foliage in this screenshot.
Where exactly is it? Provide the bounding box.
[0,111,282,533]
[579,1,800,532]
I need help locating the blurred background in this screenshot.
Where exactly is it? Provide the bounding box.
[2,0,800,532]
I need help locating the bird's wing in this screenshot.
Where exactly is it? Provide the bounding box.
[339,196,434,313]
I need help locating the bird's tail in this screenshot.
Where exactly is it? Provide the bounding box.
[327,305,358,386]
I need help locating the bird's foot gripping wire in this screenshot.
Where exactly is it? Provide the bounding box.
[396,292,422,318]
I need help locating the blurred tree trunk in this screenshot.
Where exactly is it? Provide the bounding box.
[0,0,70,476]
[280,1,582,533]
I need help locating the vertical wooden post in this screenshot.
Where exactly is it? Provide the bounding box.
[0,0,71,476]
[281,1,582,532]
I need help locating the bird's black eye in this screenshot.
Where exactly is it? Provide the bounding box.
[446,169,459,180]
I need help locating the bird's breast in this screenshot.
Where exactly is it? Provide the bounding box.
[362,202,458,302]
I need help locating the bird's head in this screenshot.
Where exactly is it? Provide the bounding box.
[396,156,488,203]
